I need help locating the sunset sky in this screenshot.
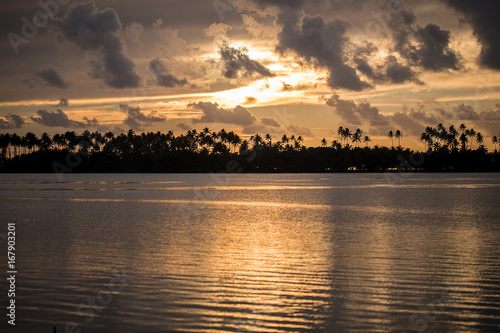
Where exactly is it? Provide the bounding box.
[1,0,499,149]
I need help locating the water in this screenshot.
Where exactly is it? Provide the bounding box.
[0,173,499,332]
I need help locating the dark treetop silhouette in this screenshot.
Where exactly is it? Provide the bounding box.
[0,124,499,173]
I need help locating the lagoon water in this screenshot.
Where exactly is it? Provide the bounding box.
[0,173,499,332]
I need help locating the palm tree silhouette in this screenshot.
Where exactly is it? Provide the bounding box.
[475,132,484,147]
[459,133,468,151]
[363,135,371,147]
[420,132,430,151]
[337,126,344,146]
[321,138,327,147]
[468,128,476,149]
[388,130,394,148]
[352,128,363,147]
[343,128,352,148]
[395,130,403,148]
[10,133,21,157]
[492,136,498,153]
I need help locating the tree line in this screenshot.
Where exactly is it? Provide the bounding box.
[0,123,498,173]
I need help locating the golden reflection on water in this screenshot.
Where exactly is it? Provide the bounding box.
[3,174,500,332]
[149,203,335,331]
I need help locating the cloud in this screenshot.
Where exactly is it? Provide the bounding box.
[280,81,311,91]
[55,97,69,107]
[149,58,189,88]
[325,94,362,125]
[415,24,460,71]
[176,122,192,131]
[388,9,460,71]
[253,0,306,9]
[243,96,258,105]
[441,0,500,70]
[277,14,370,91]
[444,104,480,120]
[191,102,256,125]
[35,68,68,89]
[261,117,280,127]
[0,114,25,129]
[383,56,422,84]
[119,104,166,131]
[153,19,192,57]
[286,124,313,137]
[124,22,144,45]
[30,109,85,128]
[55,1,140,88]
[241,14,279,40]
[219,43,274,79]
[204,22,232,41]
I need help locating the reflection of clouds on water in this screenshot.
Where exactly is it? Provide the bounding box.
[1,173,499,332]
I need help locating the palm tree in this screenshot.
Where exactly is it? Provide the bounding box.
[475,132,484,147]
[363,135,371,147]
[252,133,263,148]
[239,140,249,153]
[395,130,403,148]
[40,132,53,151]
[0,133,9,161]
[331,140,341,150]
[280,134,289,150]
[492,136,498,153]
[468,128,476,149]
[420,132,430,151]
[459,123,467,134]
[459,133,468,151]
[352,128,362,147]
[265,134,272,148]
[343,128,352,148]
[321,138,328,147]
[337,126,344,146]
[10,133,21,157]
[388,130,394,148]
[25,132,38,154]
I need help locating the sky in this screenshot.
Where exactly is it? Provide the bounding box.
[1,0,499,149]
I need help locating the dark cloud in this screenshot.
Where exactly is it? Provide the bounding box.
[149,58,188,88]
[243,96,257,105]
[415,24,460,71]
[119,104,165,130]
[388,9,460,71]
[441,0,500,69]
[219,43,274,79]
[253,0,306,9]
[277,14,370,91]
[35,68,69,89]
[325,94,362,125]
[30,109,85,128]
[261,117,280,127]
[176,122,192,131]
[410,109,439,125]
[191,102,256,125]
[391,112,425,136]
[0,114,25,129]
[384,55,422,84]
[55,97,69,107]
[55,1,140,88]
[450,104,480,120]
[280,81,311,91]
[286,124,313,137]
